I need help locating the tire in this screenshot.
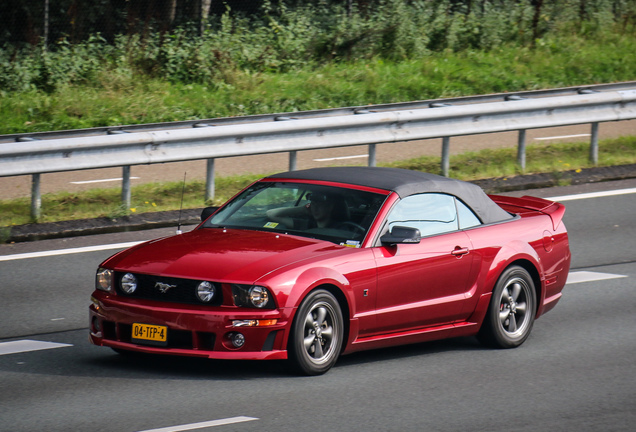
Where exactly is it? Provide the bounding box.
[478,266,537,348]
[111,348,139,357]
[112,348,144,357]
[288,289,344,376]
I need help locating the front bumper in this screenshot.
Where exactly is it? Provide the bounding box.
[89,292,290,360]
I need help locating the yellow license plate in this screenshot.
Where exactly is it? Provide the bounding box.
[132,323,168,346]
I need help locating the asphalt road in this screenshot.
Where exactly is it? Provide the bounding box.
[0,179,635,432]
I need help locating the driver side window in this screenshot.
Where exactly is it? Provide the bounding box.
[386,193,459,237]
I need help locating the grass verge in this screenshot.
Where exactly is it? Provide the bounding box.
[2,34,636,135]
[1,135,634,228]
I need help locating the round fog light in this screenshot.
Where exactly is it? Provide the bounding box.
[230,332,245,348]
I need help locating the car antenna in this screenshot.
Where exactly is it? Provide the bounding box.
[176,172,187,235]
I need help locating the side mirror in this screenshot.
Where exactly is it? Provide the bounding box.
[200,206,218,222]
[380,226,421,245]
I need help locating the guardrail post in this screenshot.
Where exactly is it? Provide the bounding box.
[121,166,131,210]
[205,158,215,203]
[590,122,599,165]
[517,129,527,171]
[31,173,42,221]
[368,144,377,167]
[441,137,451,177]
[289,151,298,171]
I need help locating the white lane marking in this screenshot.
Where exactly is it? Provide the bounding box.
[535,134,590,141]
[137,416,259,432]
[70,177,140,185]
[0,340,73,356]
[566,271,627,285]
[0,241,144,262]
[546,187,636,202]
[314,154,368,162]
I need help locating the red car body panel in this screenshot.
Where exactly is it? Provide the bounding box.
[106,229,346,285]
[89,169,570,364]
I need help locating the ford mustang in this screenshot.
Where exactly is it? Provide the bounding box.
[89,167,570,375]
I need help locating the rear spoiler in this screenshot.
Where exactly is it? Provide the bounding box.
[489,195,566,230]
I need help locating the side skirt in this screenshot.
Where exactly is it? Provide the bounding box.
[343,321,480,354]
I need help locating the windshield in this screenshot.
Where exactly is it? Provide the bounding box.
[202,181,387,246]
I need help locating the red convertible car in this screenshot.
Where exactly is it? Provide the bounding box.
[90,167,570,375]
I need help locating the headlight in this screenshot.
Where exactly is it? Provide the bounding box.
[249,286,269,308]
[95,268,113,292]
[196,281,216,303]
[120,273,137,294]
[231,284,275,309]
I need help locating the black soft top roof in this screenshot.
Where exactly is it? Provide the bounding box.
[267,167,512,224]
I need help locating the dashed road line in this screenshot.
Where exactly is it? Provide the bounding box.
[0,340,73,356]
[314,154,368,162]
[137,416,259,432]
[535,134,591,141]
[71,177,140,185]
[566,271,627,285]
[0,241,144,262]
[547,187,636,202]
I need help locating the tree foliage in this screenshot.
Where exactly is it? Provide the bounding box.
[0,0,635,93]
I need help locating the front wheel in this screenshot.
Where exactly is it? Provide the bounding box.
[479,266,537,348]
[288,289,344,376]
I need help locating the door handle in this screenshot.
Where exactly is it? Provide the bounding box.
[451,246,469,257]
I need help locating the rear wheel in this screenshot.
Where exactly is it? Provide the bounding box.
[479,266,536,348]
[288,289,343,375]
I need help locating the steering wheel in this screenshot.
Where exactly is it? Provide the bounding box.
[337,221,366,237]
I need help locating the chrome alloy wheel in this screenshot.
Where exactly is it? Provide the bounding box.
[303,301,338,365]
[289,289,343,375]
[497,276,532,339]
[478,265,536,349]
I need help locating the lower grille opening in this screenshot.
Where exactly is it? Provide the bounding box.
[168,329,193,349]
[196,331,216,351]
[262,330,279,351]
[102,321,117,340]
[118,323,132,342]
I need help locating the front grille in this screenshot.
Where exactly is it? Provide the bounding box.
[114,272,223,306]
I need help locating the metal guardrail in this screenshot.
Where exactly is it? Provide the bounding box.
[1,82,636,219]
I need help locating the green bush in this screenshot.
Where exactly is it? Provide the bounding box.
[1,0,635,94]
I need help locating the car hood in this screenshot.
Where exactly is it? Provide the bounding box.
[102,228,342,283]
